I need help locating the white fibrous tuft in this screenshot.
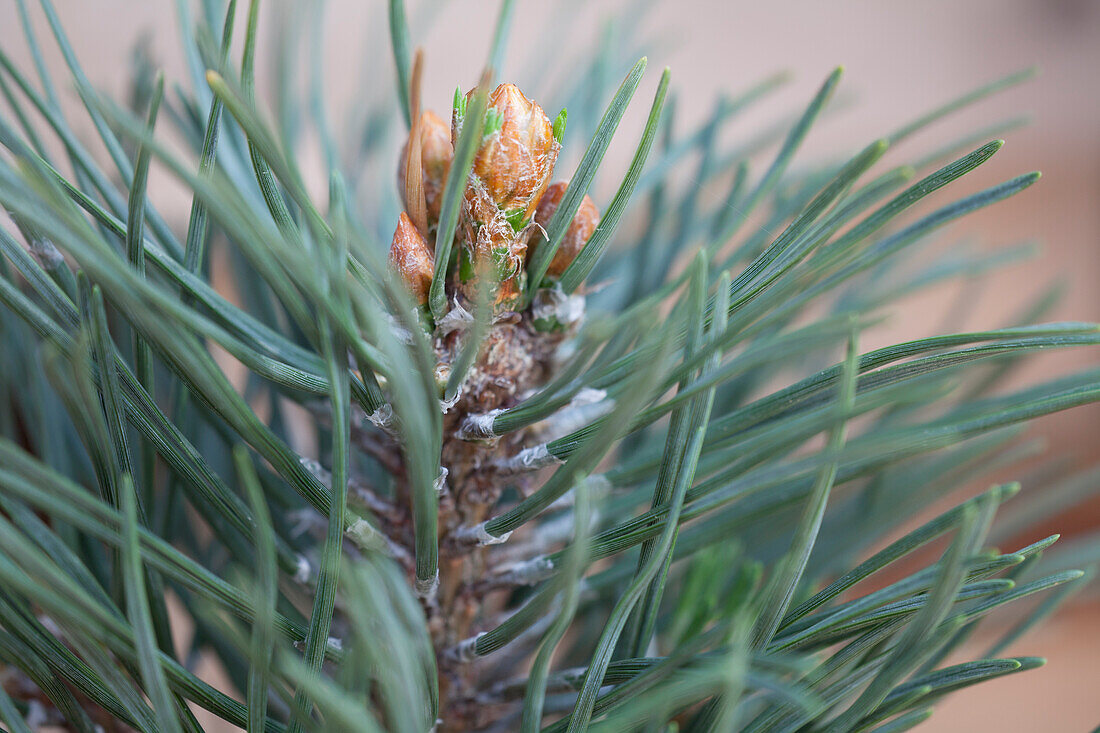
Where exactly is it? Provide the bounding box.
[451,632,485,663]
[573,387,608,406]
[346,517,383,549]
[433,466,450,496]
[496,443,561,474]
[294,554,312,583]
[415,570,440,600]
[366,403,394,430]
[440,389,462,413]
[538,388,614,440]
[456,408,504,440]
[436,297,474,335]
[349,524,415,564]
[497,555,556,585]
[452,521,513,546]
[531,283,586,328]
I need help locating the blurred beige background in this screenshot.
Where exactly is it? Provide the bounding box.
[2,0,1098,730]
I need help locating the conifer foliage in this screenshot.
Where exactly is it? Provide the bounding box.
[0,0,1097,730]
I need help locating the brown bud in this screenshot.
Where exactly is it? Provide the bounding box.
[532,181,601,277]
[389,211,435,304]
[398,110,454,228]
[453,188,527,310]
[458,83,560,220]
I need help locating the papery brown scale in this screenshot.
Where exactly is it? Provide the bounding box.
[389,211,435,304]
[398,110,454,227]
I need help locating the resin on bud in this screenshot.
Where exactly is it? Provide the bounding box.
[389,211,435,304]
[398,110,454,228]
[531,181,602,278]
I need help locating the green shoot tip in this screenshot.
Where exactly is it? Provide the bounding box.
[483,108,504,138]
[552,108,567,144]
[453,86,466,119]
